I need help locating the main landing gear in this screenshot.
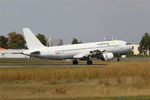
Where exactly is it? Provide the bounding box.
[72,59,93,65]
[87,60,93,65]
[72,59,78,65]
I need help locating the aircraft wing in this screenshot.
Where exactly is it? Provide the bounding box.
[73,52,90,59]
[73,49,113,61]
[73,50,102,59]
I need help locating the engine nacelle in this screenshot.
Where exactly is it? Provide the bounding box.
[101,52,114,61]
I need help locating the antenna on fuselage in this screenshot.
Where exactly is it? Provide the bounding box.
[111,37,114,40]
[111,33,117,40]
[103,37,106,41]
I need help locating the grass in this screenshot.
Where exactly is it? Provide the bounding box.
[1,61,150,83]
[3,96,150,100]
[0,59,150,99]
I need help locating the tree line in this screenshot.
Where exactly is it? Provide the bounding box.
[0,32,150,55]
[139,33,150,55]
[0,32,47,49]
[0,32,81,49]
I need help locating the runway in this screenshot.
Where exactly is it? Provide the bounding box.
[0,64,107,67]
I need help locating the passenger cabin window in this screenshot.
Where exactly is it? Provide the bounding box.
[97,43,109,47]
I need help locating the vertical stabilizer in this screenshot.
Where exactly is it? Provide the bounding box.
[23,28,45,50]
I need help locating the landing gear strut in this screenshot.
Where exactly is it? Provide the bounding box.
[117,54,121,62]
[72,59,78,65]
[117,57,120,62]
[87,60,93,65]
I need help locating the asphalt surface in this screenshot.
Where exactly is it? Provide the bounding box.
[0,64,107,67]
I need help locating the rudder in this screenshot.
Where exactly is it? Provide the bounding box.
[23,28,45,50]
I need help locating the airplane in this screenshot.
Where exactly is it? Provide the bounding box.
[22,28,132,65]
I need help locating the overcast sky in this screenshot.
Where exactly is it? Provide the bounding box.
[0,0,150,44]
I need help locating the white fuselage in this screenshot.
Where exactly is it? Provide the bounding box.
[23,40,132,60]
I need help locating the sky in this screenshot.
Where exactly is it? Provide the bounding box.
[0,0,150,44]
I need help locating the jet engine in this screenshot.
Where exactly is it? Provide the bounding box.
[89,50,114,61]
[101,52,114,61]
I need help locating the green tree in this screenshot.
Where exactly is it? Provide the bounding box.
[36,34,47,46]
[72,38,79,44]
[123,51,134,57]
[7,32,26,49]
[0,36,8,48]
[139,33,150,55]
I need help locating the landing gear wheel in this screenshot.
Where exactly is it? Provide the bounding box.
[117,57,120,62]
[72,60,78,65]
[87,60,93,65]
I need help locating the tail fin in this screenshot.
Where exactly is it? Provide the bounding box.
[23,28,45,50]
